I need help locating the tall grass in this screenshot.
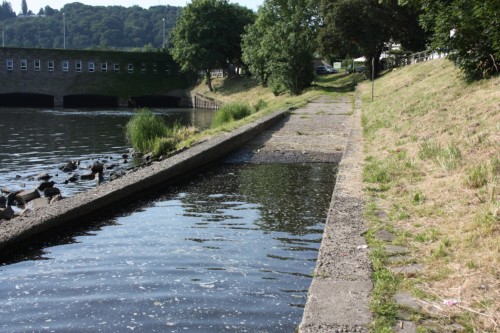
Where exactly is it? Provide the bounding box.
[125,109,168,152]
[125,109,197,157]
[211,102,253,128]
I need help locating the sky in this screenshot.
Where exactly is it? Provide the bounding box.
[10,0,263,13]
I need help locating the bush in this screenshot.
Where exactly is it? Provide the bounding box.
[211,102,253,128]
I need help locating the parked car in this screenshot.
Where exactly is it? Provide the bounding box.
[355,66,366,73]
[315,65,337,75]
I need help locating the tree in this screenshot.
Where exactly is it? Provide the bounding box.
[1,3,181,49]
[402,0,499,80]
[21,0,27,15]
[242,0,318,95]
[318,0,427,78]
[223,3,255,75]
[44,5,55,16]
[0,1,16,20]
[170,0,254,91]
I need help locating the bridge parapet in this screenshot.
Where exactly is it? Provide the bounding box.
[0,47,193,107]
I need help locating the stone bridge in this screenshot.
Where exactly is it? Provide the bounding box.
[0,47,194,108]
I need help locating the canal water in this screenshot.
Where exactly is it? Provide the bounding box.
[0,107,216,196]
[0,107,338,332]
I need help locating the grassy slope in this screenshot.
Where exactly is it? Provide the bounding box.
[359,59,499,331]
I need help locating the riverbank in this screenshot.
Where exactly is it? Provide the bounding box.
[359,58,499,331]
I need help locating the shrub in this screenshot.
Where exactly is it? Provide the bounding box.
[211,102,253,128]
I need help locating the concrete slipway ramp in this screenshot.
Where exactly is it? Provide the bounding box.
[0,96,372,331]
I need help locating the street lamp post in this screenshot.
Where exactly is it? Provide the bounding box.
[63,13,66,49]
[162,18,165,48]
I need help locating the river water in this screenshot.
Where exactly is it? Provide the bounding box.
[0,107,215,196]
[0,107,337,332]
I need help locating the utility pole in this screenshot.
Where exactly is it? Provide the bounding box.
[63,13,66,49]
[162,18,165,48]
[371,57,375,101]
[2,29,4,47]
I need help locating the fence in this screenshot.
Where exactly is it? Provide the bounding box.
[410,50,448,64]
[192,93,222,110]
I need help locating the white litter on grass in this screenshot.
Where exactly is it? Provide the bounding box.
[442,299,458,306]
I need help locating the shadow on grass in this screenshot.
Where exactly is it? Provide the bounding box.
[210,73,365,97]
[311,73,365,94]
[213,76,260,96]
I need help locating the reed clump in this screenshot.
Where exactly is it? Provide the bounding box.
[125,109,197,157]
[211,102,253,128]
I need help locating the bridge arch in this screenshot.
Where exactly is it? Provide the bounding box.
[0,93,54,107]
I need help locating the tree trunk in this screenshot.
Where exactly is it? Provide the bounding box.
[366,48,383,80]
[206,69,213,92]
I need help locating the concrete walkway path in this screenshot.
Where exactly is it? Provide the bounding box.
[299,96,372,333]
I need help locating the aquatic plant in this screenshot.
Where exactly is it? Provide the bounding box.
[126,109,197,156]
[211,102,253,128]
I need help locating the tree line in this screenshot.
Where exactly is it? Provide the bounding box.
[171,0,498,96]
[1,0,497,91]
[0,1,182,49]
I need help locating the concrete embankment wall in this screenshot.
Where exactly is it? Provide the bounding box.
[0,110,286,256]
[299,95,372,333]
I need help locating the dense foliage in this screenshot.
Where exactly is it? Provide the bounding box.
[0,1,16,20]
[170,0,255,91]
[318,0,426,78]
[0,2,181,49]
[402,0,499,80]
[242,0,318,95]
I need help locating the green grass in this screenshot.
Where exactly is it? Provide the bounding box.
[211,102,253,128]
[125,109,169,152]
[253,99,268,112]
[466,163,489,189]
[418,140,462,171]
[125,109,197,157]
[360,58,500,332]
[365,200,400,332]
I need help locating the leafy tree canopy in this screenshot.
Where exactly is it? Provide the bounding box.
[170,0,255,91]
[242,0,318,95]
[0,1,182,50]
[318,0,427,77]
[401,0,499,80]
[0,1,15,20]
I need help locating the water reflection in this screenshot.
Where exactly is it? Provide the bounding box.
[0,163,336,332]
